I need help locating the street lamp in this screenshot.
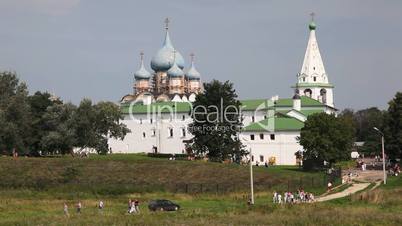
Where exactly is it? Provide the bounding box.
[373,127,387,184]
[241,137,254,205]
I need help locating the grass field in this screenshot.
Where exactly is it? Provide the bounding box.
[0,154,401,225]
[0,154,328,195]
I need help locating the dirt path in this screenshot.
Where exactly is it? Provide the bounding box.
[314,169,384,202]
[315,182,371,202]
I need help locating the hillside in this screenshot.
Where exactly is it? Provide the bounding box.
[0,154,327,195]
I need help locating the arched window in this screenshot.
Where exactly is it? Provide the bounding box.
[304,89,312,98]
[320,89,327,103]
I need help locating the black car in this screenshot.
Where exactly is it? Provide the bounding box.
[148,199,180,211]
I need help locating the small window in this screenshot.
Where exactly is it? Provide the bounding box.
[142,132,146,138]
[150,118,153,124]
[251,155,254,162]
[270,134,275,140]
[313,77,317,82]
[140,119,142,124]
[303,78,306,82]
[182,128,186,137]
[313,67,316,70]
[250,134,255,140]
[259,134,264,140]
[260,155,264,163]
[152,129,156,137]
[169,128,173,138]
[252,116,255,123]
[264,115,267,119]
[182,115,185,121]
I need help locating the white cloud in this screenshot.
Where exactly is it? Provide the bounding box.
[0,0,81,16]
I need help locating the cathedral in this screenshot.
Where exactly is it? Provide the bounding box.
[108,17,337,165]
[121,18,202,105]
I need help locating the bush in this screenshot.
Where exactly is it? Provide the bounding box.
[147,153,188,159]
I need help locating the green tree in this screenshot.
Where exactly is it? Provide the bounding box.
[40,103,77,155]
[298,113,354,169]
[189,80,246,162]
[339,107,385,155]
[0,71,32,154]
[72,99,129,155]
[384,92,402,159]
[27,91,61,156]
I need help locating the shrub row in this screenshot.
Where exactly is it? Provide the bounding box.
[147,153,188,159]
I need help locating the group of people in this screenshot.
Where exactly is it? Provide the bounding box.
[63,199,139,216]
[357,160,368,171]
[63,201,87,216]
[272,189,315,204]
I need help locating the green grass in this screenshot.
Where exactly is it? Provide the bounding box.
[0,154,327,196]
[381,175,402,189]
[0,188,401,225]
[1,154,401,225]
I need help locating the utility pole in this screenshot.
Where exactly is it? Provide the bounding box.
[242,137,254,205]
[374,127,387,184]
[249,147,254,205]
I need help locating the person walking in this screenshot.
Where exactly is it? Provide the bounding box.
[63,203,69,217]
[277,194,282,204]
[134,199,140,213]
[76,201,82,214]
[128,199,136,214]
[98,200,104,212]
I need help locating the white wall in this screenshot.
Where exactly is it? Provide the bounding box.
[108,113,191,154]
[242,110,267,126]
[108,111,303,165]
[240,131,302,165]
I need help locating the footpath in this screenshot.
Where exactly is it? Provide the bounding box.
[315,169,383,202]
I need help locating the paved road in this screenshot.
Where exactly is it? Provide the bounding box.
[315,182,371,202]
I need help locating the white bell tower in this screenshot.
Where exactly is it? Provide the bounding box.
[294,13,334,107]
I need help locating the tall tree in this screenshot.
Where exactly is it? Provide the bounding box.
[339,107,385,155]
[72,99,129,154]
[189,80,246,162]
[27,91,61,156]
[0,71,32,154]
[298,113,355,169]
[385,92,402,159]
[40,103,77,155]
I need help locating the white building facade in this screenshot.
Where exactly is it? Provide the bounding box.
[108,19,337,165]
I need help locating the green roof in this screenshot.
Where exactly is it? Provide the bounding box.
[274,96,324,107]
[121,101,192,114]
[120,96,325,115]
[243,116,304,132]
[239,99,273,111]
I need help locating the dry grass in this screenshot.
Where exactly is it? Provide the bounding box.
[1,189,401,226]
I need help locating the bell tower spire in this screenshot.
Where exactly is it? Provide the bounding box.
[294,14,334,107]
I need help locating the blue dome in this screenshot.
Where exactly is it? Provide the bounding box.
[151,30,185,71]
[134,54,151,80]
[167,61,184,77]
[186,61,201,80]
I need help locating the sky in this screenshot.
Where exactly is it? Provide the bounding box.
[0,0,401,110]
